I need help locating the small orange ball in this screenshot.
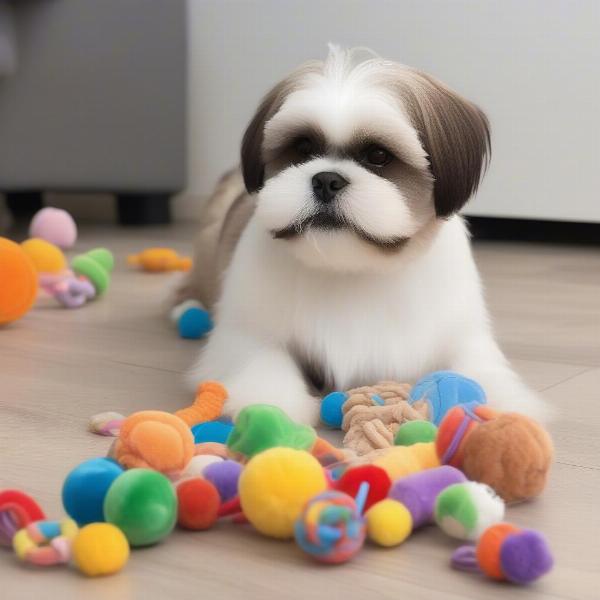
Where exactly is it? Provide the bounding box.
[476,522,520,580]
[0,237,38,325]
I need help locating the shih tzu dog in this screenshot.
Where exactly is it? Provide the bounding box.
[180,46,544,425]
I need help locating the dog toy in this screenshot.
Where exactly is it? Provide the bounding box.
[239,447,328,539]
[388,465,467,528]
[408,371,487,426]
[20,238,67,274]
[203,460,243,502]
[334,465,391,511]
[311,437,348,467]
[170,299,214,339]
[114,410,195,476]
[365,499,413,547]
[394,420,438,446]
[227,404,317,461]
[71,248,114,296]
[175,381,228,427]
[0,237,38,325]
[40,274,96,308]
[29,207,77,249]
[191,420,234,444]
[175,455,223,482]
[62,457,124,525]
[0,490,46,546]
[176,477,221,530]
[361,441,440,480]
[128,247,192,272]
[72,522,130,576]
[451,523,554,584]
[294,483,369,564]
[461,413,554,503]
[103,468,177,547]
[434,481,505,541]
[87,411,125,436]
[13,518,78,566]
[435,404,497,468]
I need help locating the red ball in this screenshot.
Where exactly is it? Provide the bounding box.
[334,465,391,511]
[176,478,220,530]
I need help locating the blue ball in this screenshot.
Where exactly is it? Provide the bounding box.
[177,307,213,339]
[408,370,486,426]
[320,391,348,428]
[191,420,234,444]
[62,457,124,525]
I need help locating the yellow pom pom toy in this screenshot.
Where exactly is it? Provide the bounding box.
[239,448,328,539]
[20,238,67,274]
[372,442,440,480]
[366,499,413,547]
[72,523,130,577]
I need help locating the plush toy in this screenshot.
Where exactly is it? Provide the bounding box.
[294,484,368,564]
[29,207,77,249]
[40,273,96,308]
[0,237,38,325]
[62,457,124,525]
[72,523,130,577]
[238,447,328,539]
[87,411,126,437]
[388,466,467,528]
[361,441,440,480]
[451,523,553,584]
[103,468,177,547]
[20,238,67,274]
[202,460,243,502]
[128,248,192,272]
[13,518,79,566]
[227,404,317,461]
[175,381,228,427]
[0,490,46,547]
[334,465,391,511]
[176,478,221,530]
[461,413,554,503]
[408,371,487,426]
[191,420,234,444]
[170,299,214,339]
[71,248,114,296]
[365,499,413,547]
[434,481,505,541]
[394,420,438,446]
[113,411,195,477]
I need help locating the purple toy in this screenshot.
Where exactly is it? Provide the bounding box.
[39,273,96,308]
[202,460,242,502]
[388,465,466,528]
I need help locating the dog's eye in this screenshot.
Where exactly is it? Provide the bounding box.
[294,137,314,157]
[362,145,392,167]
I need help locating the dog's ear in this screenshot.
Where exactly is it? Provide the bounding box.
[241,80,292,194]
[400,71,491,217]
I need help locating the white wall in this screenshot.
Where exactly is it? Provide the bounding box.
[180,0,600,222]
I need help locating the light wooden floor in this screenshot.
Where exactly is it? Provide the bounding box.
[1,224,599,600]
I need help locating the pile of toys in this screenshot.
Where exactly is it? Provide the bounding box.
[0,371,554,585]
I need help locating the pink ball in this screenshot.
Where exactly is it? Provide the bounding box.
[29,207,77,249]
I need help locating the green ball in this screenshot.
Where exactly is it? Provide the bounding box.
[394,420,438,446]
[103,469,177,547]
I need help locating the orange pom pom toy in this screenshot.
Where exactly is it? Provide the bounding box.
[0,237,38,325]
[114,411,195,477]
[175,381,228,427]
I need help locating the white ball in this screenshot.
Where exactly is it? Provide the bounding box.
[174,454,223,483]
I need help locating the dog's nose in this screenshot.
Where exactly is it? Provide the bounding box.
[311,171,349,203]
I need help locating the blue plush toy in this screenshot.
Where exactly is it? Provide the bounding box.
[170,299,214,340]
[191,419,234,444]
[408,370,486,425]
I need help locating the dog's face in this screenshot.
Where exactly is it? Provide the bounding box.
[242,48,490,272]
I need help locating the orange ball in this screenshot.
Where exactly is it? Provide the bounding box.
[176,478,220,530]
[476,523,520,580]
[0,237,38,325]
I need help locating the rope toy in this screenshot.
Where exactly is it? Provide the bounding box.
[294,483,369,564]
[451,523,554,584]
[175,381,228,427]
[13,519,78,566]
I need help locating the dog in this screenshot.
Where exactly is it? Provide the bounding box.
[180,46,544,425]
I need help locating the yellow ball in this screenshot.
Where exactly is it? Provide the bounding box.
[72,523,130,577]
[21,238,66,274]
[239,447,328,539]
[366,499,413,547]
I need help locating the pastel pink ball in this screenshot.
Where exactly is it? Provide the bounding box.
[29,208,77,249]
